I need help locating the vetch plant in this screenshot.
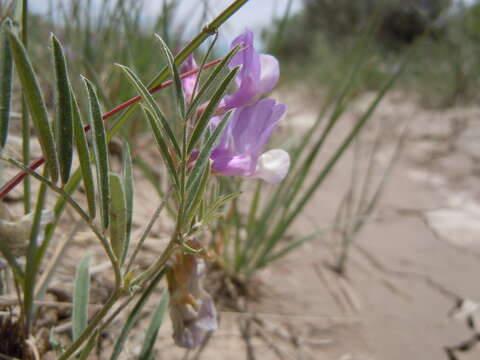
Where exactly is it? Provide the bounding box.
[0,0,300,357]
[0,1,407,357]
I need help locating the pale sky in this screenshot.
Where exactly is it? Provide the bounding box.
[29,0,303,37]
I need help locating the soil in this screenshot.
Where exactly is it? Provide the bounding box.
[3,90,480,359]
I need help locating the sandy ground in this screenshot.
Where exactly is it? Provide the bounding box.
[241,91,480,360]
[110,91,480,360]
[3,90,480,359]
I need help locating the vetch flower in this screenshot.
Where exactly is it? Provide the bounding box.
[222,29,280,110]
[210,98,290,184]
[255,149,291,184]
[180,54,198,103]
[167,246,217,349]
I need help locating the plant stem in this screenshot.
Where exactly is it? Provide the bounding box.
[132,237,177,288]
[23,167,48,335]
[58,290,121,360]
[21,0,30,213]
[148,0,249,89]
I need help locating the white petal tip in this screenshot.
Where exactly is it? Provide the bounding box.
[255,149,290,184]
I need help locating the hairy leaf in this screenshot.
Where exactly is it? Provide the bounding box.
[0,20,13,150]
[73,253,92,341]
[51,34,73,185]
[83,77,110,229]
[138,290,169,360]
[109,173,127,263]
[7,30,59,182]
[71,90,96,219]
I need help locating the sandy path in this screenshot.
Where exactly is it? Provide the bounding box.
[239,92,480,360]
[6,90,480,359]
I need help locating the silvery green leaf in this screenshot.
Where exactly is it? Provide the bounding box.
[83,77,110,229]
[73,253,92,341]
[7,30,59,182]
[51,34,73,185]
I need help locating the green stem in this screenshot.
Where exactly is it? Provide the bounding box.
[21,0,30,213]
[23,167,48,335]
[148,0,249,89]
[58,290,121,360]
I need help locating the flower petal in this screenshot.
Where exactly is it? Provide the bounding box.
[211,99,286,179]
[211,153,254,176]
[223,29,262,109]
[258,54,279,95]
[230,99,286,156]
[222,75,257,110]
[180,54,198,102]
[255,149,290,184]
[229,29,260,82]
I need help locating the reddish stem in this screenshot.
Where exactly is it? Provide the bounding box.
[0,57,223,200]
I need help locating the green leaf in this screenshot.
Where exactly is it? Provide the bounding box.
[141,106,179,188]
[83,77,110,229]
[72,252,92,342]
[116,64,181,157]
[71,89,96,219]
[38,104,140,287]
[183,160,210,228]
[109,173,127,263]
[203,192,241,224]
[155,35,185,119]
[186,44,240,119]
[51,34,73,185]
[138,290,169,360]
[7,30,59,182]
[123,142,134,262]
[110,269,165,360]
[187,66,239,155]
[186,110,232,195]
[0,20,13,150]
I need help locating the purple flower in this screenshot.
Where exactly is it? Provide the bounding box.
[210,99,290,184]
[180,54,198,103]
[167,250,217,349]
[222,29,280,110]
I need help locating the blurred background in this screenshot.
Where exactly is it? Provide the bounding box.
[2,0,480,359]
